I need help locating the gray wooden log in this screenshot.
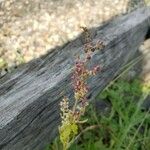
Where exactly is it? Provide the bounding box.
[0,7,150,150]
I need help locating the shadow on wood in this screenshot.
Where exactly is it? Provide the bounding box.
[0,7,150,150]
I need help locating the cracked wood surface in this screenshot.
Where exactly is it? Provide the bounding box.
[0,7,150,150]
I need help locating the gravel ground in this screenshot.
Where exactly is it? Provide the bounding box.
[0,0,146,76]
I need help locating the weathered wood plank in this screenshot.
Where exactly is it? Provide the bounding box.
[0,7,150,150]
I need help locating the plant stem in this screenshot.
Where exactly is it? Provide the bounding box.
[67,125,101,149]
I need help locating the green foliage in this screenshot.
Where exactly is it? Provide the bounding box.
[47,78,150,150]
[59,121,78,150]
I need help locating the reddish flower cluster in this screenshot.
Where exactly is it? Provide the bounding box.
[71,57,101,118]
[72,60,89,102]
[70,26,104,117]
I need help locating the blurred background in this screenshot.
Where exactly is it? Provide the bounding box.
[0,0,149,76]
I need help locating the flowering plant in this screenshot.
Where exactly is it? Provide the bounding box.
[59,27,104,150]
